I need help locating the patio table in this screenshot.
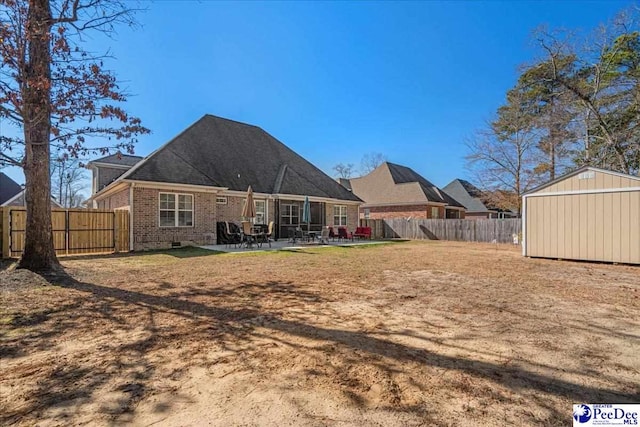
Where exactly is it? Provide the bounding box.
[244,226,264,249]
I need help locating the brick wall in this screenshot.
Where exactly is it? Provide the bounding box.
[216,196,244,222]
[132,187,217,250]
[216,195,275,224]
[365,204,446,220]
[325,203,359,230]
[465,212,491,220]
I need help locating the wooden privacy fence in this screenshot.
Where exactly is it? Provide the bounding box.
[361,218,522,244]
[1,207,129,258]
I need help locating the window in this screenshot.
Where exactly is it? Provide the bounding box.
[255,200,266,224]
[364,208,370,219]
[333,205,347,226]
[216,196,227,205]
[159,193,193,227]
[282,204,299,225]
[431,206,440,219]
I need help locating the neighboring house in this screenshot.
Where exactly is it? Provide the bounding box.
[442,179,516,219]
[0,172,62,207]
[86,114,362,250]
[85,153,144,194]
[343,162,465,219]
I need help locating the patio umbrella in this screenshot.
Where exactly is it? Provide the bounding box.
[302,196,311,232]
[242,186,256,219]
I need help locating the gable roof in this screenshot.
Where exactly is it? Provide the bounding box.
[349,162,463,207]
[524,165,640,195]
[0,172,63,207]
[88,153,143,167]
[337,178,352,191]
[115,115,360,201]
[0,172,23,204]
[386,163,463,207]
[443,179,497,213]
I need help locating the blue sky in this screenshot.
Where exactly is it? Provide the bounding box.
[2,0,634,192]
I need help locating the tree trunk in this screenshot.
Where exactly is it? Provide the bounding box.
[17,0,59,272]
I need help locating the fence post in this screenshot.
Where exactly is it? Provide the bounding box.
[1,208,8,258]
[113,211,117,252]
[65,210,70,256]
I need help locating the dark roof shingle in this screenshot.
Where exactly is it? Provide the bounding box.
[122,115,360,201]
[90,153,143,167]
[0,172,23,204]
[386,163,463,207]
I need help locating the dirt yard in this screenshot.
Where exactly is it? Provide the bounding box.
[1,241,638,426]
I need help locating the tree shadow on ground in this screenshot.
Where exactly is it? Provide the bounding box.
[2,267,638,425]
[47,272,640,405]
[60,247,225,262]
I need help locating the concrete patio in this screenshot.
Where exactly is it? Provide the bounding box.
[200,238,388,253]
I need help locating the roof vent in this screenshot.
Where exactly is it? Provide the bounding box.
[578,171,595,180]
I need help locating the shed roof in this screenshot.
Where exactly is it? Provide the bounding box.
[524,166,640,195]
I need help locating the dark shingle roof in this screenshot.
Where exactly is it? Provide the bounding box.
[0,172,23,204]
[442,179,504,212]
[386,163,464,207]
[122,115,360,201]
[337,178,352,191]
[90,153,143,167]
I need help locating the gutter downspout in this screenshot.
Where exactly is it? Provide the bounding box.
[129,183,135,252]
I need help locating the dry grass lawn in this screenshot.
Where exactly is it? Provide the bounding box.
[1,241,639,426]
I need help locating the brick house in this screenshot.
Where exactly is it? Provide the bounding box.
[442,179,517,219]
[0,172,62,207]
[86,114,361,250]
[343,162,465,219]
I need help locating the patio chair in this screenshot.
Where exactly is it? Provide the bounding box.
[353,226,372,240]
[262,221,274,248]
[225,221,242,248]
[289,227,304,244]
[338,226,353,241]
[241,221,255,248]
[328,226,337,241]
[319,227,330,244]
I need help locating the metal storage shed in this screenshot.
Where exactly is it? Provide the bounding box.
[522,166,640,264]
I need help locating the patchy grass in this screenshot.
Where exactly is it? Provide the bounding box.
[1,240,638,426]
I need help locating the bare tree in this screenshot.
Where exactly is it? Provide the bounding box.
[466,89,542,214]
[332,162,355,179]
[360,152,386,175]
[50,153,88,207]
[0,0,149,272]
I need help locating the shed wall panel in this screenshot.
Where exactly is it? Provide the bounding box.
[525,189,640,264]
[630,191,640,262]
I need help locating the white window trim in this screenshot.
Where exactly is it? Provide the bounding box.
[282,203,299,226]
[333,205,347,226]
[216,196,228,205]
[159,192,194,228]
[254,200,266,224]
